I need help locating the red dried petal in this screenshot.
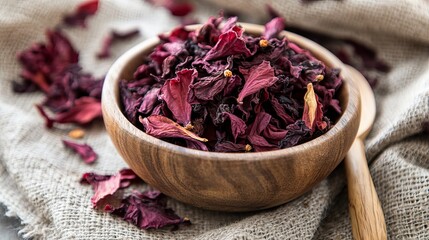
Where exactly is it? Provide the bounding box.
[37,97,102,128]
[77,0,99,15]
[80,169,140,208]
[146,0,193,17]
[16,30,79,94]
[203,29,251,61]
[247,112,287,152]
[63,0,99,28]
[159,26,191,42]
[237,61,278,104]
[62,140,97,164]
[160,69,196,125]
[97,29,140,59]
[140,115,208,147]
[263,17,286,40]
[166,2,193,17]
[221,16,238,33]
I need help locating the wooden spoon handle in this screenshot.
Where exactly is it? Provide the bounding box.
[345,138,387,240]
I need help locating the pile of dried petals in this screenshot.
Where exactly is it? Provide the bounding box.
[12,0,189,230]
[120,16,343,152]
[81,169,190,229]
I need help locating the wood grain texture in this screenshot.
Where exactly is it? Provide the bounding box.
[345,66,387,239]
[101,23,361,212]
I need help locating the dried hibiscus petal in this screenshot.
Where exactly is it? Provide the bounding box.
[279,120,310,148]
[80,169,139,208]
[63,140,97,164]
[15,29,79,94]
[237,61,278,104]
[263,17,286,40]
[146,0,193,17]
[247,112,288,152]
[97,29,140,59]
[140,115,208,150]
[160,69,196,125]
[63,0,99,28]
[302,83,326,133]
[204,28,252,61]
[107,190,190,230]
[37,97,102,128]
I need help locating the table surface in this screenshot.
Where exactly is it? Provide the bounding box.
[0,205,20,240]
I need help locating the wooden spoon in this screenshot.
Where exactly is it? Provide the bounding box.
[344,66,387,240]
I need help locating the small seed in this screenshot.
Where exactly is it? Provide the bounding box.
[259,39,269,48]
[68,128,85,139]
[245,144,252,152]
[184,123,194,131]
[315,74,324,82]
[223,69,233,78]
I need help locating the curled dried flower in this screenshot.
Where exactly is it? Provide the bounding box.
[245,144,252,152]
[68,128,85,139]
[259,39,269,48]
[315,74,324,82]
[223,69,233,78]
[302,83,325,133]
[303,83,317,128]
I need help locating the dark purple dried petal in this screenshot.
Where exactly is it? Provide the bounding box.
[222,112,246,141]
[107,191,190,230]
[279,120,310,148]
[188,74,228,102]
[214,141,246,152]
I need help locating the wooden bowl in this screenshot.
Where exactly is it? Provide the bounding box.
[102,23,360,212]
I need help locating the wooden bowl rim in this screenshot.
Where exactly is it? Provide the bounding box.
[102,22,360,162]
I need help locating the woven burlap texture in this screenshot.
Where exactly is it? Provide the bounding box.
[0,0,428,239]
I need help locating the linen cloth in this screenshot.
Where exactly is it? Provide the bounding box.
[0,0,428,239]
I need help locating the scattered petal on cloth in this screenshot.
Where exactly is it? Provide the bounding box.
[62,0,99,28]
[1,0,429,239]
[107,190,191,230]
[62,140,98,164]
[146,0,194,17]
[96,29,140,59]
[80,169,139,208]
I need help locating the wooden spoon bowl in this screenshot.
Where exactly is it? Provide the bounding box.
[102,23,360,212]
